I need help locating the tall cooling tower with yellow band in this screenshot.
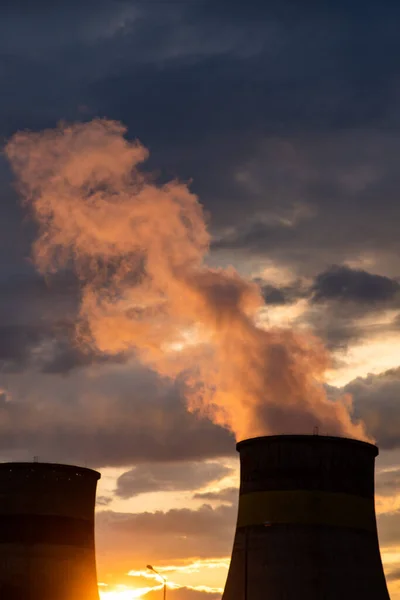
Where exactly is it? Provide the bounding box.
[222,435,390,600]
[0,462,101,600]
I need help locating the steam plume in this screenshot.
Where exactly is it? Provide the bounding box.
[5,119,368,441]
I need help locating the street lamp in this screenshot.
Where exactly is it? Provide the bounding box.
[147,564,166,600]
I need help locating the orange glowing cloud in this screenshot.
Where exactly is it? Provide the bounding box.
[5,119,368,441]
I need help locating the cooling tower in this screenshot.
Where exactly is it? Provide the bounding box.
[0,462,101,600]
[222,435,390,600]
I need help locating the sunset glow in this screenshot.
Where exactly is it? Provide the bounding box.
[99,586,153,600]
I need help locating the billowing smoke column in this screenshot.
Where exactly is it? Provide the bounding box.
[222,435,389,600]
[5,120,367,441]
[0,462,101,600]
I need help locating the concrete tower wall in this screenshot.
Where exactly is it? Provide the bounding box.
[222,435,390,600]
[0,462,101,600]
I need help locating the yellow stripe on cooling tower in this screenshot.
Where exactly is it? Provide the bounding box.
[237,490,376,531]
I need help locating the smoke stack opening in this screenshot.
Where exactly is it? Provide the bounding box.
[222,434,390,600]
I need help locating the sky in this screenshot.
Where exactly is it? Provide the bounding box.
[2,0,400,598]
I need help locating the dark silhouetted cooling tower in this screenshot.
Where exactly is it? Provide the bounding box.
[0,462,101,600]
[222,435,390,600]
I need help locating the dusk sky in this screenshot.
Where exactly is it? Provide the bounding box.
[2,1,400,598]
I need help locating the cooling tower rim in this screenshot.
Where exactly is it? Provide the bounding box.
[236,434,378,456]
[0,461,101,479]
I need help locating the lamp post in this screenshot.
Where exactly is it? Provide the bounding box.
[147,564,166,600]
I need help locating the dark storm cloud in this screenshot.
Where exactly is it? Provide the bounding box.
[116,461,233,499]
[0,364,234,467]
[0,273,76,369]
[253,277,308,306]
[210,129,400,273]
[40,341,127,374]
[259,285,286,305]
[304,309,362,352]
[2,0,400,287]
[304,265,400,350]
[90,0,400,144]
[0,270,126,373]
[0,324,44,368]
[312,266,400,304]
[254,265,400,350]
[345,368,400,450]
[2,1,400,202]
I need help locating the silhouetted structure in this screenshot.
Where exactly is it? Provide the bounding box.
[0,462,101,600]
[222,435,390,600]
